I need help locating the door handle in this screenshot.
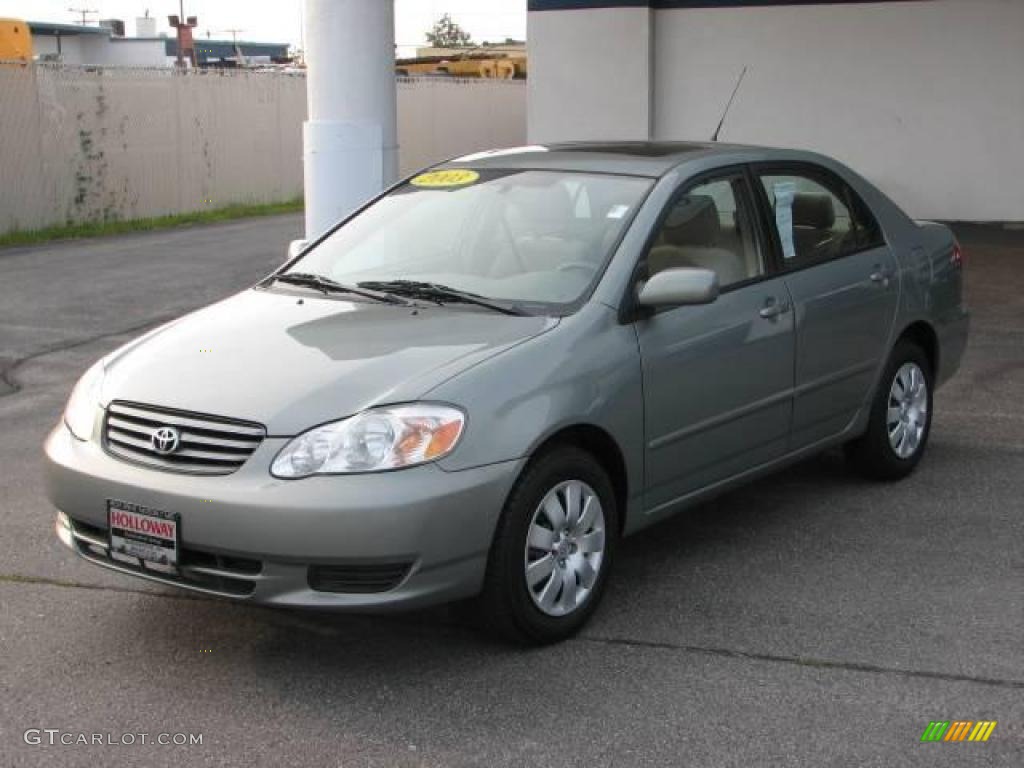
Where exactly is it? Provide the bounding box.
[759,298,791,319]
[869,266,891,285]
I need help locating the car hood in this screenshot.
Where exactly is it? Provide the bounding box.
[101,288,557,435]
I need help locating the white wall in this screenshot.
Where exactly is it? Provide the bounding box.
[32,35,85,63]
[529,0,1024,221]
[0,67,526,234]
[0,66,306,233]
[399,77,528,174]
[97,39,168,67]
[32,34,168,67]
[528,7,652,143]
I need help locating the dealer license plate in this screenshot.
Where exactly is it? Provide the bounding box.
[107,499,179,566]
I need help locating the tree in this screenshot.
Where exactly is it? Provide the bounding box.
[425,14,473,48]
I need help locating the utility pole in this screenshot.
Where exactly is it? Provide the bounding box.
[167,1,198,68]
[68,7,98,26]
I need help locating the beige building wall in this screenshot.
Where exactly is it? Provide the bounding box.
[652,0,1024,222]
[0,66,526,234]
[31,35,86,62]
[30,33,166,67]
[398,77,527,174]
[528,0,1024,221]
[528,7,652,143]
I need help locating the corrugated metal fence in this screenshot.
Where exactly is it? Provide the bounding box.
[0,64,526,234]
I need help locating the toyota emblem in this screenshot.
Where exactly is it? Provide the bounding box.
[151,426,181,455]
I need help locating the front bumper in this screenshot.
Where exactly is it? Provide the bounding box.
[44,423,522,610]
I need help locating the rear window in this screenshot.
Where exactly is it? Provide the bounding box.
[757,169,884,264]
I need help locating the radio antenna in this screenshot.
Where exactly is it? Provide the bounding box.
[711,65,748,143]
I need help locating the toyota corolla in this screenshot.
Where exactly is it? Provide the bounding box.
[45,143,968,643]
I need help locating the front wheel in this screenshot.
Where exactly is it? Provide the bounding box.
[478,446,618,645]
[845,340,933,480]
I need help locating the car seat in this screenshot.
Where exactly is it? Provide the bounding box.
[647,195,746,285]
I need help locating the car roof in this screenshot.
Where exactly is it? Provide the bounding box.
[436,141,790,178]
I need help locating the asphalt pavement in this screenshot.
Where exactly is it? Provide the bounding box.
[0,215,1021,767]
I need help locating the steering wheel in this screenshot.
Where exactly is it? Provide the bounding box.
[498,217,528,273]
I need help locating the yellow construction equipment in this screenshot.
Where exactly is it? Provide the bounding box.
[395,53,526,80]
[0,18,33,63]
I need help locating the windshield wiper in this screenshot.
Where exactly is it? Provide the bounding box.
[271,272,409,305]
[356,280,527,316]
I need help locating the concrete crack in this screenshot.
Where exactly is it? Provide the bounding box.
[3,574,1021,691]
[0,572,215,604]
[579,633,1024,690]
[0,313,181,398]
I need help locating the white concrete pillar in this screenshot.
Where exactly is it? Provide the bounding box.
[303,0,398,238]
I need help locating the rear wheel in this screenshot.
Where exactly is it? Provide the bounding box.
[846,340,933,480]
[478,446,617,645]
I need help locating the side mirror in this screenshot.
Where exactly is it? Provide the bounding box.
[637,268,719,308]
[287,239,308,262]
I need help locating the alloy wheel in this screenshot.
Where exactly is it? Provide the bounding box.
[887,362,929,459]
[523,479,606,617]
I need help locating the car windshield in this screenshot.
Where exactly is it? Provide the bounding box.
[285,169,653,311]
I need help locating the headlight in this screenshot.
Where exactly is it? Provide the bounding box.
[271,404,466,478]
[63,359,105,441]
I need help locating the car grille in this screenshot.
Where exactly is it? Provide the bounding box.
[308,563,412,594]
[103,401,265,475]
[68,517,261,597]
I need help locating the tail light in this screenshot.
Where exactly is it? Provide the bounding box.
[951,242,964,269]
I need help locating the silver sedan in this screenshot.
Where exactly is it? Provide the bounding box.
[45,142,968,644]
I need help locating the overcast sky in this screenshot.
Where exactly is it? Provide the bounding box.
[0,0,527,54]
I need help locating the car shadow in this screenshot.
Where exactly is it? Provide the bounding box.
[109,447,871,655]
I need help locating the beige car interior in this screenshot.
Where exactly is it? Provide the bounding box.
[760,174,856,262]
[790,192,840,259]
[493,180,626,276]
[647,188,763,288]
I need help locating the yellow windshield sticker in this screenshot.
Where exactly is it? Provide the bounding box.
[410,169,480,188]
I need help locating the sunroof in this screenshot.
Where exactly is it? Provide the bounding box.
[554,142,708,157]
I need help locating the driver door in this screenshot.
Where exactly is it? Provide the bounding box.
[635,169,796,514]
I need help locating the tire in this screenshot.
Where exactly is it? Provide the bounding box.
[845,339,934,481]
[477,445,618,645]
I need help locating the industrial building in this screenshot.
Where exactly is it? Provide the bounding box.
[28,20,167,67]
[24,18,288,69]
[165,38,290,68]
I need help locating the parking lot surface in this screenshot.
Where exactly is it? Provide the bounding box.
[1,216,1021,766]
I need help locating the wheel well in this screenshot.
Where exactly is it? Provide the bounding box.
[897,321,939,376]
[533,425,629,535]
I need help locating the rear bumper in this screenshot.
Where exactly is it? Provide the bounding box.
[44,423,522,610]
[937,307,969,387]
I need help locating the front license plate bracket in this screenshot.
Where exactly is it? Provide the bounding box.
[107,499,180,567]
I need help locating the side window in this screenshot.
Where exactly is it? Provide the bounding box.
[758,170,883,264]
[647,176,764,289]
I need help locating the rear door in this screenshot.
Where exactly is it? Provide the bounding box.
[635,168,795,513]
[752,163,898,449]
